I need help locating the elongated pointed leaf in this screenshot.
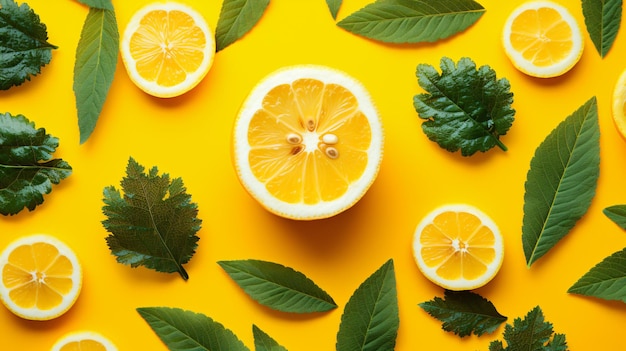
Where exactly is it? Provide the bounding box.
[336,259,398,351]
[218,259,336,313]
[604,205,626,229]
[337,0,485,43]
[252,325,288,351]
[75,0,113,10]
[568,248,626,303]
[582,0,622,57]
[326,0,342,19]
[137,307,249,351]
[215,0,270,51]
[522,97,600,267]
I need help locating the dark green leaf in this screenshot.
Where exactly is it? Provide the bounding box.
[413,56,515,156]
[337,0,485,43]
[102,157,201,280]
[522,97,600,267]
[326,0,342,20]
[488,306,568,351]
[0,0,57,90]
[582,0,622,57]
[218,259,337,313]
[253,325,288,351]
[74,0,113,11]
[336,259,398,351]
[419,290,507,337]
[74,8,119,144]
[568,248,626,303]
[215,0,270,51]
[603,205,626,229]
[0,113,72,216]
[137,307,250,351]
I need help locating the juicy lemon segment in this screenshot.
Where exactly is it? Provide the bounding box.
[612,68,626,140]
[51,331,118,351]
[234,65,383,220]
[413,204,504,291]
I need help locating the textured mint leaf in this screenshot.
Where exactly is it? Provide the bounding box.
[582,0,622,57]
[218,259,337,313]
[0,0,57,89]
[253,325,288,351]
[0,113,72,216]
[336,259,398,351]
[102,157,201,280]
[604,205,626,229]
[568,248,626,303]
[74,0,113,10]
[337,0,485,43]
[414,56,515,156]
[326,0,342,19]
[488,306,568,351]
[138,307,250,351]
[522,97,600,267]
[74,8,119,144]
[419,290,507,337]
[215,0,270,51]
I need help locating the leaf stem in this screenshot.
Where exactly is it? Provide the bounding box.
[495,138,508,152]
[178,266,189,281]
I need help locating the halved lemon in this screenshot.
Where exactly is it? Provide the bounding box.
[502,1,583,78]
[612,68,626,140]
[233,65,384,220]
[0,234,82,320]
[120,2,215,98]
[413,204,504,291]
[51,331,118,351]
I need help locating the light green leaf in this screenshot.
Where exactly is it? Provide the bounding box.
[337,0,485,43]
[215,0,270,51]
[73,8,119,144]
[218,259,337,313]
[137,307,250,351]
[336,259,398,351]
[326,0,342,19]
[74,0,113,10]
[604,205,626,229]
[582,0,622,58]
[253,325,288,351]
[522,97,600,267]
[568,248,626,303]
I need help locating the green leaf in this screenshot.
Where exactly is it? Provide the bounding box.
[73,8,119,144]
[218,259,337,313]
[419,290,507,337]
[0,113,72,216]
[0,0,57,90]
[603,205,626,229]
[326,0,342,20]
[137,307,250,351]
[102,157,201,280]
[582,0,622,58]
[413,56,515,156]
[522,97,600,267]
[253,325,288,351]
[336,259,398,351]
[568,248,626,303]
[74,0,113,11]
[488,306,568,351]
[215,0,270,51]
[337,0,485,43]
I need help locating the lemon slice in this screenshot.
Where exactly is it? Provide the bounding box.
[612,68,626,140]
[412,204,504,291]
[120,1,215,98]
[502,1,583,78]
[0,234,82,320]
[233,65,384,220]
[51,331,118,351]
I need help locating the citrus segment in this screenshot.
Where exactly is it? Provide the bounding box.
[0,234,82,320]
[612,68,626,140]
[51,331,118,351]
[234,65,383,220]
[413,204,503,290]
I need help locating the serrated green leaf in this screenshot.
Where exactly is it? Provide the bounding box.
[522,97,600,267]
[419,290,507,337]
[326,0,342,20]
[74,8,119,144]
[568,248,626,303]
[218,259,337,313]
[137,307,250,351]
[215,0,270,51]
[413,56,515,156]
[337,0,485,43]
[0,0,57,90]
[603,205,626,229]
[488,306,568,351]
[582,0,622,58]
[253,325,288,351]
[102,157,201,280]
[336,259,398,351]
[0,113,72,216]
[74,0,113,11]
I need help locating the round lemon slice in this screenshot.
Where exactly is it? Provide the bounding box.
[51,331,118,351]
[612,68,626,140]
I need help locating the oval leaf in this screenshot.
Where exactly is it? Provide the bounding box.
[252,325,288,351]
[215,0,270,51]
[568,248,626,303]
[336,259,398,351]
[582,0,622,57]
[522,97,600,267]
[218,259,337,313]
[604,205,626,229]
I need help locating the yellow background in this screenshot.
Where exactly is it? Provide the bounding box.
[1,0,625,349]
